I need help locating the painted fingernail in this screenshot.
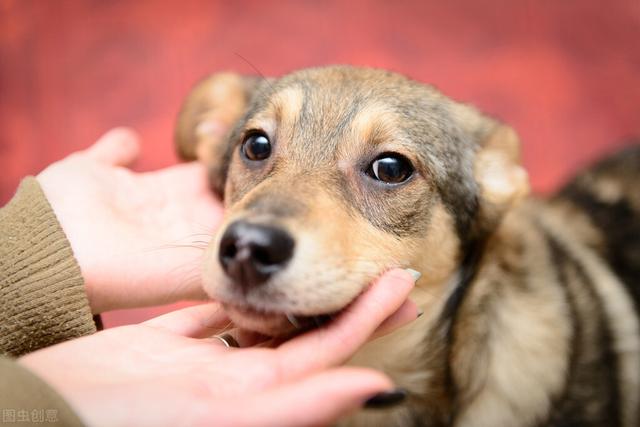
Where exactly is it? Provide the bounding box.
[363,388,407,409]
[404,268,422,282]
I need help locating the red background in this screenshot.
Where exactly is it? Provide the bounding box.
[1,0,639,327]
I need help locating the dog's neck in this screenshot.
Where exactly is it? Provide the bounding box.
[345,263,473,427]
[344,222,508,427]
[345,205,586,427]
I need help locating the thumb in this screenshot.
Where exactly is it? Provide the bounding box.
[142,303,230,338]
[84,127,140,166]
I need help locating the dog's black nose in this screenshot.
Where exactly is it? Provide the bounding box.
[218,221,295,289]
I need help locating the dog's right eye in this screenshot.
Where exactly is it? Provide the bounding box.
[241,132,271,161]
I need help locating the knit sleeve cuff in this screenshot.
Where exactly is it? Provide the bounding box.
[0,177,96,357]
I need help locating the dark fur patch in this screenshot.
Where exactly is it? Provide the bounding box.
[556,144,640,311]
[542,230,621,427]
[438,231,488,415]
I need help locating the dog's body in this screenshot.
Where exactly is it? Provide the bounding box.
[175,66,640,427]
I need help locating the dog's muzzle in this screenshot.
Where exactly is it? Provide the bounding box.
[218,220,295,289]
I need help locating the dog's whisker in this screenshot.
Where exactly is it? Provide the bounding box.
[187,222,218,235]
[234,52,276,95]
[149,244,208,252]
[139,233,213,254]
[181,231,214,238]
[286,313,302,329]
[214,319,235,335]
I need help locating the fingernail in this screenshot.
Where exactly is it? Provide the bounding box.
[363,388,407,409]
[417,308,424,318]
[404,268,422,282]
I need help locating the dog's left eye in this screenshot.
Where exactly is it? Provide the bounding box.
[367,154,414,184]
[241,132,272,161]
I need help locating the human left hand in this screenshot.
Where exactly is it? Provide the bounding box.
[37,128,223,313]
[18,269,418,427]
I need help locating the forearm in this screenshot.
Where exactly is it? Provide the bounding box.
[0,356,86,426]
[0,178,96,357]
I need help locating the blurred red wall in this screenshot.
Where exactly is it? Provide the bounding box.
[1,0,639,327]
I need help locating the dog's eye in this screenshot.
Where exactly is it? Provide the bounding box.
[367,154,414,184]
[241,132,271,161]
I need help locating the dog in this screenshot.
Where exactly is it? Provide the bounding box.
[175,66,640,427]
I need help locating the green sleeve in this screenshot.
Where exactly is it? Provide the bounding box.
[0,177,96,357]
[0,356,86,426]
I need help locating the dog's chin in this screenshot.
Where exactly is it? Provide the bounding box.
[222,303,337,338]
[223,303,297,337]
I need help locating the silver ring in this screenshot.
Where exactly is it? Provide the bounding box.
[213,333,239,348]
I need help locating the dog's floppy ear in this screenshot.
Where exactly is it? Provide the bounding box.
[175,73,261,198]
[453,104,530,217]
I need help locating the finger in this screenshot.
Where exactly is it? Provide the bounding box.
[146,162,223,222]
[215,368,394,427]
[205,329,272,349]
[276,269,416,379]
[370,298,419,340]
[84,127,141,166]
[209,333,241,349]
[232,328,274,348]
[143,303,231,338]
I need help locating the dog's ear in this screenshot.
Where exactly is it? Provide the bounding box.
[453,104,530,216]
[175,72,261,198]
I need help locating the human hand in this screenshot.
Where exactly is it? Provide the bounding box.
[37,128,223,313]
[19,269,418,427]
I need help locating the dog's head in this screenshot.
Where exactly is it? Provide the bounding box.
[176,66,528,336]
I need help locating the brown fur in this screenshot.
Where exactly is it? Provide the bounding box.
[176,66,640,427]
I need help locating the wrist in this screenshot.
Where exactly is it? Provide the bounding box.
[36,175,102,313]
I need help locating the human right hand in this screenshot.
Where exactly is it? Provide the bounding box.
[38,128,223,313]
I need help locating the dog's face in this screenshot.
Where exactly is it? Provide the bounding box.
[176,66,528,336]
